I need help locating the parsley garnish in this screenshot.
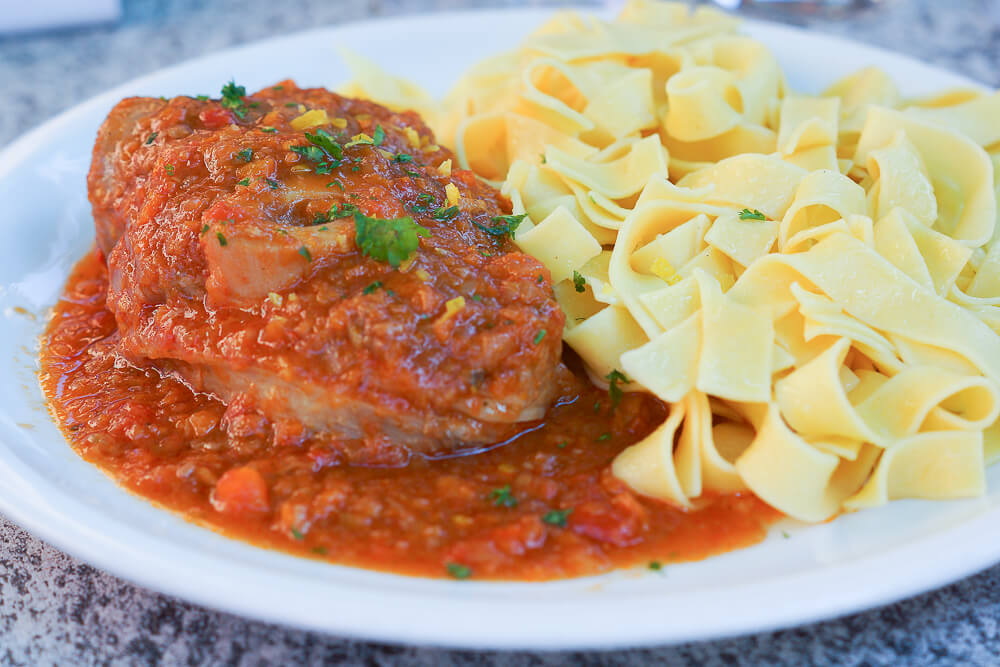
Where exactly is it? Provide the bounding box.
[327,202,358,219]
[298,246,312,262]
[536,274,544,284]
[220,81,248,119]
[327,179,345,191]
[290,527,304,540]
[393,153,413,163]
[572,270,586,293]
[489,485,518,508]
[195,94,209,101]
[606,369,631,410]
[216,231,228,247]
[272,85,284,91]
[260,126,277,133]
[200,224,210,236]
[446,563,472,580]
[432,206,460,221]
[542,509,572,528]
[311,546,327,555]
[236,177,250,186]
[145,132,158,145]
[284,102,299,108]
[312,211,329,225]
[597,432,611,442]
[291,128,344,174]
[649,561,663,571]
[404,169,421,177]
[557,441,567,449]
[265,177,281,189]
[354,210,430,268]
[473,213,527,238]
[739,208,767,221]
[164,164,174,175]
[236,148,253,162]
[363,281,383,295]
[372,124,385,145]
[533,330,546,345]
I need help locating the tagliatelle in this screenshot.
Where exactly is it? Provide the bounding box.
[342,0,1000,524]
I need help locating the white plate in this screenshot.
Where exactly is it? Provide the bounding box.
[1,8,998,651]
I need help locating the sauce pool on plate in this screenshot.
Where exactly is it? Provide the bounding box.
[40,248,780,580]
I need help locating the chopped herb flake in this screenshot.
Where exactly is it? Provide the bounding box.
[290,527,304,540]
[195,94,209,101]
[236,177,250,186]
[738,208,767,221]
[164,164,175,175]
[393,153,413,163]
[261,126,277,133]
[298,246,312,262]
[473,213,527,238]
[272,85,284,91]
[536,274,544,284]
[372,124,385,145]
[404,169,420,177]
[606,369,631,410]
[649,561,663,571]
[597,432,611,441]
[533,330,546,345]
[572,270,586,293]
[265,177,281,189]
[145,132,158,144]
[200,224,210,236]
[311,546,327,555]
[354,210,430,268]
[489,485,518,508]
[446,563,472,580]
[541,508,572,528]
[363,281,383,295]
[216,231,228,247]
[220,80,248,119]
[236,148,253,162]
[557,441,567,449]
[432,206,460,221]
[327,179,345,191]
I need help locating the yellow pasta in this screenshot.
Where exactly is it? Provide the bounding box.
[343,0,1000,524]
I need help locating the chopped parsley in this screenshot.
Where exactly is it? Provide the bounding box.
[648,561,663,571]
[782,530,790,539]
[284,102,299,108]
[327,202,358,219]
[164,164,175,175]
[606,369,631,410]
[220,81,248,119]
[404,169,421,177]
[216,231,228,247]
[298,246,312,262]
[533,330,546,345]
[536,274,544,284]
[471,294,482,302]
[327,179,345,191]
[200,224,210,236]
[272,85,284,91]
[236,177,250,186]
[446,563,472,580]
[354,210,430,268]
[145,132,158,145]
[261,126,277,133]
[597,432,611,442]
[236,148,253,162]
[195,94,209,101]
[541,509,572,528]
[362,281,383,295]
[473,213,527,239]
[264,177,281,189]
[393,153,413,163]
[572,270,587,293]
[489,485,518,508]
[738,208,767,221]
[290,527,304,540]
[410,193,435,214]
[311,546,327,555]
[372,124,385,145]
[432,206,460,221]
[290,129,343,174]
[557,441,567,449]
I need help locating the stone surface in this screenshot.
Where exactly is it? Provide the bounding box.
[2,0,1000,664]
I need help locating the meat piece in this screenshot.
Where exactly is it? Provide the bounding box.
[87,80,565,461]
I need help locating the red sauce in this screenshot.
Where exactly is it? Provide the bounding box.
[40,248,780,580]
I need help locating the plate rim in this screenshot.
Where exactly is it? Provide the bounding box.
[0,6,996,650]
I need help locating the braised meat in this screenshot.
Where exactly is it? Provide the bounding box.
[87,80,564,463]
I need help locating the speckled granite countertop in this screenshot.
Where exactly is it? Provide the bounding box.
[2,1,1000,664]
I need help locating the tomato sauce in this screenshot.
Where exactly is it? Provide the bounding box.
[40,248,781,580]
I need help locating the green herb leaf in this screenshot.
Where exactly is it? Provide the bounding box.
[236,148,253,162]
[404,169,421,177]
[290,527,304,540]
[327,179,345,191]
[489,485,518,508]
[738,208,767,221]
[363,281,383,295]
[220,80,248,119]
[393,153,413,163]
[298,246,312,262]
[195,94,209,101]
[145,132,158,145]
[533,330,547,345]
[284,102,299,108]
[432,206,460,221]
[216,231,228,247]
[541,508,573,528]
[557,441,567,449]
[597,432,611,442]
[354,211,430,268]
[164,164,175,175]
[200,224,210,236]
[372,124,385,146]
[261,126,277,134]
[473,213,527,238]
[445,563,472,580]
[265,177,281,189]
[328,202,358,219]
[572,270,586,293]
[648,561,662,571]
[236,177,250,186]
[606,369,631,410]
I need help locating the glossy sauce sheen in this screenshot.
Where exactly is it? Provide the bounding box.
[41,250,780,580]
